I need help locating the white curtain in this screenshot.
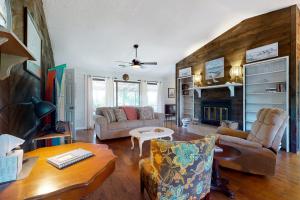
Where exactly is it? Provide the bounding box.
[105,77,114,107]
[157,82,164,112]
[140,80,148,106]
[85,75,94,129]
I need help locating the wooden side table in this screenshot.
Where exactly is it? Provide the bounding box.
[0,142,116,200]
[211,144,241,199]
[32,122,72,149]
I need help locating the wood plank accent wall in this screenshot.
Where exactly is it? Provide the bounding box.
[0,0,54,144]
[176,5,300,152]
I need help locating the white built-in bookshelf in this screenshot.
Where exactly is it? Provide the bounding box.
[178,76,194,124]
[243,56,289,151]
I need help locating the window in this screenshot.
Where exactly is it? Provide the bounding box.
[147,83,158,112]
[92,79,106,110]
[115,81,140,106]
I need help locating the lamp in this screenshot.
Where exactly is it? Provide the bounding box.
[194,73,202,87]
[0,97,56,139]
[229,65,243,83]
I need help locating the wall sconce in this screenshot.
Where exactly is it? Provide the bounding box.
[194,73,202,87]
[229,65,243,83]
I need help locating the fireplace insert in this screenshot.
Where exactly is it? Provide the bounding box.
[200,100,232,126]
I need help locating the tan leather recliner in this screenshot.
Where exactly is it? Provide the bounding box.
[217,108,289,176]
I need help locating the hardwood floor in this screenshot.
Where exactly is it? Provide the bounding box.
[76,124,300,200]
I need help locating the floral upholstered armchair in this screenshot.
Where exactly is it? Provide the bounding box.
[139,136,215,200]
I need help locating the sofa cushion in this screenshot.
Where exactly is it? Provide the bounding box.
[96,107,113,116]
[102,108,116,123]
[108,122,128,131]
[139,106,154,120]
[126,120,144,129]
[122,106,138,120]
[114,108,127,122]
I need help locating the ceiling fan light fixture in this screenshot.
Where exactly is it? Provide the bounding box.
[132,64,140,69]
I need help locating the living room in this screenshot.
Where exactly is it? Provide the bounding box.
[1,0,300,200]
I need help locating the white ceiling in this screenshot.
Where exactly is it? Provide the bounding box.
[43,0,298,79]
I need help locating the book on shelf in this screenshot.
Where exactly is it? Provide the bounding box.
[47,148,94,169]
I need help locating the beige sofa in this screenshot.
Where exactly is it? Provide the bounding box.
[217,108,288,176]
[94,107,165,140]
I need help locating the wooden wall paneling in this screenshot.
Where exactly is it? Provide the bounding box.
[176,5,300,151]
[290,5,299,153]
[0,0,54,142]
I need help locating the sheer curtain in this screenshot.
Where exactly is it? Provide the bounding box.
[140,80,148,106]
[105,77,114,107]
[85,75,94,129]
[157,82,164,112]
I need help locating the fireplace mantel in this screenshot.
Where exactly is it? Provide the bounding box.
[190,83,243,98]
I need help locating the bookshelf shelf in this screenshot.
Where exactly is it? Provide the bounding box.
[243,56,289,151]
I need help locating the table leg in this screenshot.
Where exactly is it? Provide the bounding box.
[131,136,135,150]
[139,140,144,157]
[211,159,235,199]
[169,135,173,141]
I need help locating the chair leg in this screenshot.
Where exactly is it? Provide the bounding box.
[140,172,144,193]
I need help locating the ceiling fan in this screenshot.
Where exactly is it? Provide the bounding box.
[116,44,158,69]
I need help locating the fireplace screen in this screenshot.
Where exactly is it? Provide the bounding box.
[201,100,231,125]
[203,106,229,122]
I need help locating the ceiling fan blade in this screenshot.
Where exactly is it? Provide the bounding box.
[115,61,132,64]
[118,64,129,68]
[140,62,157,65]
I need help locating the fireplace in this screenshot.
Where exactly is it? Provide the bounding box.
[200,100,232,125]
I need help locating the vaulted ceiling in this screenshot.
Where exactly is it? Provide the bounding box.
[43,0,298,79]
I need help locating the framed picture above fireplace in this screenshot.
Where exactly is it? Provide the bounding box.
[205,57,224,81]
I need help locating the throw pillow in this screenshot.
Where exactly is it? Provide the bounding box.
[139,106,154,120]
[122,107,138,120]
[114,108,127,122]
[102,108,116,123]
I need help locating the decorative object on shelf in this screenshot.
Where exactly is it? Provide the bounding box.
[24,8,42,79]
[181,118,191,128]
[205,57,224,82]
[168,88,175,98]
[0,0,12,29]
[0,134,24,183]
[178,67,192,77]
[122,73,129,81]
[276,83,286,92]
[229,65,243,83]
[181,84,189,95]
[246,42,278,63]
[193,73,202,87]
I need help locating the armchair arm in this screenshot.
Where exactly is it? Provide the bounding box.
[93,114,108,132]
[219,135,263,149]
[217,127,248,139]
[154,112,165,121]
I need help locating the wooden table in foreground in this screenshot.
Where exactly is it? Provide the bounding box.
[212,144,241,199]
[0,142,117,200]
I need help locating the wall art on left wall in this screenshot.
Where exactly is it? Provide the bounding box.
[24,7,42,79]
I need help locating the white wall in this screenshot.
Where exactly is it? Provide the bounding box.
[73,67,176,130]
[74,69,86,130]
[162,67,176,107]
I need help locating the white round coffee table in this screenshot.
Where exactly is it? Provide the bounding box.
[129,127,174,157]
